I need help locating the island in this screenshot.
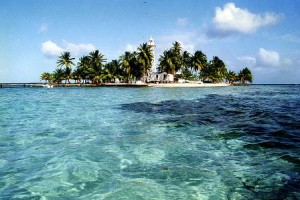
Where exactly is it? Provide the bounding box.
[40,37,253,87]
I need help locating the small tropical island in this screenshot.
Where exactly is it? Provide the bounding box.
[40,38,253,87]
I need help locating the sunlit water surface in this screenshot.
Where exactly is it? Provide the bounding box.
[0,85,299,199]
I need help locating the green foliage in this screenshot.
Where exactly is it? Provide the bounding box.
[226,70,238,84]
[41,40,253,85]
[137,43,153,81]
[158,50,175,74]
[57,52,75,83]
[102,60,123,82]
[200,56,227,83]
[171,41,184,72]
[57,52,75,69]
[191,50,207,72]
[238,67,253,83]
[130,55,143,80]
[182,51,192,69]
[175,68,197,81]
[76,56,92,83]
[88,50,106,84]
[71,70,81,83]
[40,72,52,83]
[52,68,64,84]
[159,45,209,80]
[120,51,136,83]
[158,41,184,74]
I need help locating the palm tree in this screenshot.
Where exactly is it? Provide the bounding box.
[200,56,227,83]
[88,50,106,84]
[159,41,183,75]
[71,70,80,83]
[120,51,135,83]
[171,41,183,72]
[40,72,52,83]
[57,52,75,84]
[130,52,143,81]
[102,60,123,82]
[52,68,65,84]
[40,43,253,85]
[209,56,227,83]
[192,50,207,72]
[176,68,196,81]
[238,67,253,84]
[77,56,92,83]
[227,70,237,84]
[182,51,192,70]
[137,43,153,82]
[158,50,175,74]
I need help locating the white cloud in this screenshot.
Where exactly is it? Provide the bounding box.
[41,41,65,58]
[212,3,280,35]
[125,43,136,52]
[177,18,188,27]
[64,41,96,57]
[257,48,280,66]
[39,24,48,33]
[41,40,96,58]
[235,50,299,83]
[237,56,257,66]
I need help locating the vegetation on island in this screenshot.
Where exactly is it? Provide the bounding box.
[41,41,253,84]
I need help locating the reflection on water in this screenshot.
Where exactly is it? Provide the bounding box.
[0,86,299,199]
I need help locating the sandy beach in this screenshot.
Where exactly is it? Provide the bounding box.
[0,82,231,88]
[148,83,230,87]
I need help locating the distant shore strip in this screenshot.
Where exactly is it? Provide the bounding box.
[0,83,234,88]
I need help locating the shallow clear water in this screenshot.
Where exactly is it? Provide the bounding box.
[0,85,299,199]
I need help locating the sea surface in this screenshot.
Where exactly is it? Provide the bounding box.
[0,85,299,199]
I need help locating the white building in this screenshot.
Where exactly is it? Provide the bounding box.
[147,36,156,73]
[146,36,175,83]
[148,72,174,83]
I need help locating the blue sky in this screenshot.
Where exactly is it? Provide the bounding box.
[1,0,300,83]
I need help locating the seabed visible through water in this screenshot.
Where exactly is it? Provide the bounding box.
[0,85,299,199]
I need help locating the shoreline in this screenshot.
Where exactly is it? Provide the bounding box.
[0,83,231,88]
[148,83,230,87]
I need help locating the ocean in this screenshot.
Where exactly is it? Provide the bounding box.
[0,85,299,199]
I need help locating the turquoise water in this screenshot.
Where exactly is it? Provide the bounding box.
[0,85,299,199]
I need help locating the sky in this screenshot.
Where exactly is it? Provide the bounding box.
[1,0,300,83]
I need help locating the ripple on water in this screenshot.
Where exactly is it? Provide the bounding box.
[134,145,166,165]
[1,86,299,199]
[99,178,166,200]
[25,158,114,198]
[0,159,8,168]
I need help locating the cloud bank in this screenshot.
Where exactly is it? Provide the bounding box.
[210,3,281,37]
[41,41,96,58]
[64,42,96,57]
[257,48,280,66]
[41,41,65,58]
[237,48,280,69]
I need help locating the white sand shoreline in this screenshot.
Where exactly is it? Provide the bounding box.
[148,83,230,87]
[0,83,231,88]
